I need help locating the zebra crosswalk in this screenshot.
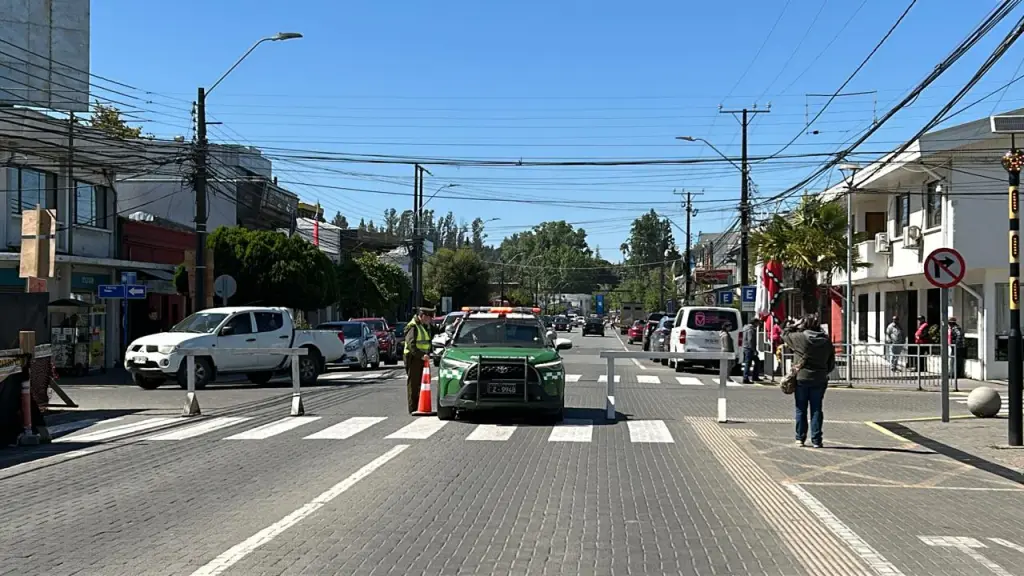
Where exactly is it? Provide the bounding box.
[54,413,681,446]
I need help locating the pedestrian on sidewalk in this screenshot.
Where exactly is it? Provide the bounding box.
[719,321,735,374]
[403,307,433,414]
[783,314,835,449]
[948,317,966,381]
[741,318,761,384]
[885,315,905,372]
[912,315,929,371]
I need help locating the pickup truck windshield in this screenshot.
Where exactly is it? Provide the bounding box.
[171,312,228,334]
[453,318,545,348]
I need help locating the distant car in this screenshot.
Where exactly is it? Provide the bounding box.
[317,321,381,370]
[627,320,644,344]
[541,315,554,329]
[651,317,675,365]
[349,317,399,365]
[642,312,668,351]
[553,315,570,331]
[582,317,605,337]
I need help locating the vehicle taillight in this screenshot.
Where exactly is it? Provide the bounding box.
[678,329,687,344]
[337,332,345,343]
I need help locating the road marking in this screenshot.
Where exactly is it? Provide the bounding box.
[466,424,517,441]
[627,420,674,443]
[548,419,593,442]
[636,374,661,384]
[304,417,387,440]
[795,482,1022,491]
[864,421,908,442]
[0,447,102,480]
[614,329,647,370]
[55,417,177,443]
[189,445,409,576]
[919,536,1012,576]
[48,416,124,437]
[726,428,758,438]
[223,417,321,440]
[789,485,907,575]
[146,417,252,441]
[689,418,892,575]
[676,376,704,386]
[385,418,448,440]
[565,374,582,383]
[726,380,744,387]
[597,375,621,383]
[990,538,1024,554]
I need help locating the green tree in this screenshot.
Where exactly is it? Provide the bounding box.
[750,195,869,314]
[336,252,410,317]
[425,248,491,309]
[619,211,679,310]
[89,101,143,139]
[331,212,349,229]
[174,226,338,310]
[499,221,598,296]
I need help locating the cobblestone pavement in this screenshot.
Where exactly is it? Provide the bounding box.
[2,331,1022,575]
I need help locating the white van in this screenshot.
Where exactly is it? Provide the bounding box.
[668,306,742,372]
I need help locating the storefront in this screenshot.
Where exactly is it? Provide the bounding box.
[67,270,111,372]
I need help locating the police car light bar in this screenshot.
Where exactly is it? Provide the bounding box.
[461,306,542,314]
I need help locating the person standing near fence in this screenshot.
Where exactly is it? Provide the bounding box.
[948,318,966,381]
[741,318,761,384]
[783,314,836,449]
[885,316,905,372]
[913,315,929,372]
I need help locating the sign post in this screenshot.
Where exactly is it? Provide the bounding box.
[717,291,734,307]
[102,273,148,360]
[741,285,756,313]
[924,247,966,424]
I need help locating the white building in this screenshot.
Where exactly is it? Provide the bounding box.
[824,111,1020,381]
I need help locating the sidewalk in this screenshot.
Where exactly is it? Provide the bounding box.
[879,416,1024,477]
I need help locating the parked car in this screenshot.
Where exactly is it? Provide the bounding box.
[668,306,742,373]
[651,316,675,365]
[125,306,345,390]
[317,321,381,370]
[582,316,605,337]
[350,317,399,365]
[642,312,668,351]
[553,315,570,332]
[626,320,644,344]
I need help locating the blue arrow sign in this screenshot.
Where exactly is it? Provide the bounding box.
[741,285,757,303]
[98,284,126,299]
[717,291,734,306]
[126,284,147,299]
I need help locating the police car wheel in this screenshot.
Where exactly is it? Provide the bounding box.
[437,405,456,420]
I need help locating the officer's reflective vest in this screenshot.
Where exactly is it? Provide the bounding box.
[404,320,431,355]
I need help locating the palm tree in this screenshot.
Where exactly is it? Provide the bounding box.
[750,195,870,314]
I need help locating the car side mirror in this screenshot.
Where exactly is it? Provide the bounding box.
[432,335,447,348]
[220,326,234,336]
[546,330,557,341]
[554,337,573,351]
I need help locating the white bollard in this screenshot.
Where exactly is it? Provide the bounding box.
[606,357,616,422]
[290,351,305,416]
[718,355,728,423]
[183,354,201,416]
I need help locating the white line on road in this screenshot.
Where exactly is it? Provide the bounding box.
[223,417,321,440]
[636,374,661,384]
[385,418,448,440]
[627,420,674,443]
[466,424,517,441]
[614,329,647,370]
[676,376,704,386]
[548,419,593,442]
[189,445,409,576]
[597,375,621,383]
[304,417,387,440]
[565,374,582,383]
[55,417,177,443]
[48,417,124,437]
[145,417,252,441]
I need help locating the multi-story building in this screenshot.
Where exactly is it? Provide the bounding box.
[823,111,1019,381]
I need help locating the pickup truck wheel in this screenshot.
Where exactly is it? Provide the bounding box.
[247,372,274,385]
[133,373,162,390]
[177,358,212,390]
[299,351,321,386]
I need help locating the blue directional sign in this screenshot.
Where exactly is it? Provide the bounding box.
[717,290,734,306]
[98,284,126,299]
[121,271,137,285]
[595,294,605,315]
[126,284,147,299]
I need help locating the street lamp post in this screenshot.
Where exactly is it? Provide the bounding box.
[839,163,861,385]
[194,32,302,312]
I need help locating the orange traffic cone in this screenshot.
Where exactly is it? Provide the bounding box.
[412,356,435,416]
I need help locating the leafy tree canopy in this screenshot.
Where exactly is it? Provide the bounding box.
[337,253,410,318]
[89,101,143,139]
[425,248,491,310]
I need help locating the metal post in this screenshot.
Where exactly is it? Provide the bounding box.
[183,354,201,416]
[1005,147,1023,446]
[846,179,854,385]
[290,351,304,416]
[739,108,750,326]
[16,331,38,445]
[194,87,208,314]
[718,354,728,423]
[940,287,950,423]
[606,357,616,422]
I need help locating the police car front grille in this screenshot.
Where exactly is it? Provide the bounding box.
[464,364,540,383]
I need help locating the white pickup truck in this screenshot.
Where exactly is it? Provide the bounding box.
[124,306,346,390]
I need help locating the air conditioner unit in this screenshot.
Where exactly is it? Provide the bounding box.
[903,225,922,248]
[874,232,891,254]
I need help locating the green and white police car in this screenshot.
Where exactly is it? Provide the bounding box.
[435,306,573,422]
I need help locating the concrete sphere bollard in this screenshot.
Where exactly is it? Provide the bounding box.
[967,386,1002,418]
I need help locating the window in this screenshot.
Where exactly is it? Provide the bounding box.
[925,181,942,229]
[893,193,910,236]
[960,284,982,335]
[75,181,108,229]
[865,212,886,239]
[857,293,869,342]
[254,312,284,332]
[223,313,254,335]
[7,167,56,214]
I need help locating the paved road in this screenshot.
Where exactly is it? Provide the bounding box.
[3,331,1024,575]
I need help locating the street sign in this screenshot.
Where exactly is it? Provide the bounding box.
[924,247,966,289]
[595,294,605,315]
[703,294,715,305]
[121,271,137,285]
[126,285,147,299]
[741,285,756,312]
[717,291,734,306]
[98,284,125,299]
[214,274,237,302]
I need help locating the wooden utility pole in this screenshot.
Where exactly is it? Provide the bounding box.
[674,189,703,307]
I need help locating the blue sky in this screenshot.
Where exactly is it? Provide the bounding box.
[90,0,1024,260]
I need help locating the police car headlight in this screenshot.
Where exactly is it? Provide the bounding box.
[534,360,563,370]
[157,345,177,354]
[441,357,473,369]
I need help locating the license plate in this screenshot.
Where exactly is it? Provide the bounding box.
[487,382,518,395]
[131,355,147,364]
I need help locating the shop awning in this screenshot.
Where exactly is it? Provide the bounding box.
[139,269,175,281]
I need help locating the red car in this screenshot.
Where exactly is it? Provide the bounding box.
[349,317,400,365]
[627,320,645,344]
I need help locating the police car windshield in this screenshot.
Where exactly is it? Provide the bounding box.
[453,318,545,347]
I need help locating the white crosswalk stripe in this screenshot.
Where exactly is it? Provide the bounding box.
[55,417,177,443]
[146,417,252,441]
[466,424,517,441]
[548,419,593,442]
[676,376,704,386]
[597,375,621,383]
[636,375,661,384]
[224,416,322,440]
[304,417,387,440]
[385,418,448,440]
[627,420,675,443]
[565,374,582,383]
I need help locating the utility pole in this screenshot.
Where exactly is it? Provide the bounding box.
[411,164,421,309]
[1002,140,1023,446]
[194,87,209,314]
[674,189,703,306]
[67,112,74,256]
[720,106,769,322]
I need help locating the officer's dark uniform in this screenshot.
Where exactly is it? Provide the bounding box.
[404,309,432,413]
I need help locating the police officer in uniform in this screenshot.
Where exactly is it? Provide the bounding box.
[404,307,434,414]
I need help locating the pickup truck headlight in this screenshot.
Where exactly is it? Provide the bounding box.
[157,345,178,354]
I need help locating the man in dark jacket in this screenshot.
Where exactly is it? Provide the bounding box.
[782,314,836,448]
